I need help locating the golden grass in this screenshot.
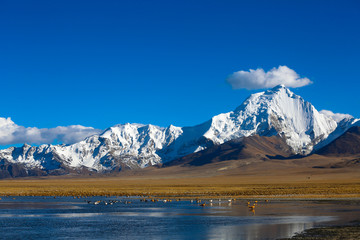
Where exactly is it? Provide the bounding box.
[0,176,359,198]
[1,151,359,198]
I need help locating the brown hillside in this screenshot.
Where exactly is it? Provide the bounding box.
[165,135,292,167]
[317,126,360,156]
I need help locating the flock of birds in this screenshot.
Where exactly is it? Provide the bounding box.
[84,197,270,213]
[1,195,269,214]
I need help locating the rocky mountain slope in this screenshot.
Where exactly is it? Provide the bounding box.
[316,126,360,156]
[165,135,292,167]
[0,85,358,176]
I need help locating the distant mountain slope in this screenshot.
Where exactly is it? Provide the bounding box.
[165,135,292,167]
[0,84,358,176]
[316,126,360,156]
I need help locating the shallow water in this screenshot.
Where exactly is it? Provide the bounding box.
[0,197,359,240]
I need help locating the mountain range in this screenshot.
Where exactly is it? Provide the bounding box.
[0,84,359,178]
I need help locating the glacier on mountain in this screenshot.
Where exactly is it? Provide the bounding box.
[0,85,358,173]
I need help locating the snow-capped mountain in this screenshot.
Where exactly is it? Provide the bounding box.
[201,85,338,154]
[0,124,183,171]
[0,85,358,174]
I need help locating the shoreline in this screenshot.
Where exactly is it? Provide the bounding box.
[281,223,360,240]
[0,193,360,199]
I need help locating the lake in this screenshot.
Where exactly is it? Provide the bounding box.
[0,196,359,239]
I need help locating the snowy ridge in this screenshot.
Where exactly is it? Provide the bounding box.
[0,85,358,173]
[0,144,60,170]
[49,124,183,170]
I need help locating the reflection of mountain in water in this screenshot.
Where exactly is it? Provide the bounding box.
[205,216,327,239]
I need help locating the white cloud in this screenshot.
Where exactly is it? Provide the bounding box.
[0,117,102,145]
[320,110,353,123]
[226,65,312,90]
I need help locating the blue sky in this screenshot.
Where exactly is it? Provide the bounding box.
[1,0,359,140]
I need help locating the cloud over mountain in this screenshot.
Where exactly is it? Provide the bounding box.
[320,110,353,123]
[0,117,102,145]
[226,65,312,90]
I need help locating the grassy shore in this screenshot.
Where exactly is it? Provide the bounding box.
[0,176,359,198]
[282,224,360,240]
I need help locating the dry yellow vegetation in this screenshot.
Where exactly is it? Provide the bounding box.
[0,176,359,198]
[0,155,359,198]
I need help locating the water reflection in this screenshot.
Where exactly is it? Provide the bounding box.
[0,197,358,240]
[0,214,44,218]
[55,213,104,218]
[205,216,334,240]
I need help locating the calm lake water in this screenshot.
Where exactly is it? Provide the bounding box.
[0,196,359,240]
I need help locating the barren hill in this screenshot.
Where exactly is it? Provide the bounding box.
[317,126,360,156]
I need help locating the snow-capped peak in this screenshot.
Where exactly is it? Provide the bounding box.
[0,85,354,173]
[203,85,337,154]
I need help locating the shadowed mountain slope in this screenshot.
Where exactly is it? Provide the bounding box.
[316,126,360,156]
[165,135,292,167]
